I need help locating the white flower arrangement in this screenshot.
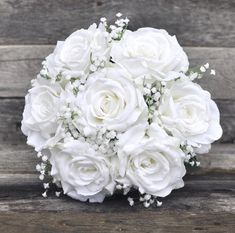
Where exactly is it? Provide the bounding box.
[22,13,222,207]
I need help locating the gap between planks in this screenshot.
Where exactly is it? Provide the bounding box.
[0,98,234,143]
[0,144,234,177]
[0,174,234,233]
[0,0,235,47]
[0,173,234,212]
[0,45,235,99]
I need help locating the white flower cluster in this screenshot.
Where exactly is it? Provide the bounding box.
[22,14,222,206]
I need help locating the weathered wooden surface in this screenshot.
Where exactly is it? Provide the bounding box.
[0,143,234,176]
[216,100,235,143]
[0,174,234,233]
[194,144,235,174]
[1,174,235,211]
[0,145,36,174]
[0,98,234,144]
[0,45,52,97]
[186,47,235,100]
[0,1,234,232]
[1,46,235,98]
[0,0,234,47]
[0,211,234,233]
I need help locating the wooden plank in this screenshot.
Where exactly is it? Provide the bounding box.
[195,144,235,174]
[0,98,25,145]
[0,98,234,146]
[186,47,235,100]
[0,174,235,210]
[0,174,234,233]
[0,211,234,233]
[0,45,53,98]
[0,142,234,175]
[0,0,234,46]
[0,174,39,188]
[0,145,36,174]
[216,100,235,143]
[0,46,235,99]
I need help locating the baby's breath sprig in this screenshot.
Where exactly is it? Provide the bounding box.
[89,52,107,73]
[180,143,200,167]
[143,82,162,124]
[37,151,64,199]
[116,183,131,196]
[85,128,118,156]
[127,194,162,208]
[39,65,51,80]
[116,183,162,208]
[188,156,200,167]
[36,151,53,198]
[55,72,62,82]
[100,13,129,41]
[187,63,216,81]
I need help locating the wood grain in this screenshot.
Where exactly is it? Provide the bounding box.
[186,47,235,100]
[1,46,235,99]
[0,174,235,212]
[0,2,234,232]
[216,100,235,143]
[0,174,234,233]
[0,98,25,145]
[0,145,36,174]
[0,98,234,146]
[0,45,53,97]
[0,0,234,46]
[0,142,234,175]
[195,144,235,174]
[0,211,234,233]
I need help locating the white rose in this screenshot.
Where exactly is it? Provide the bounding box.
[117,123,186,197]
[21,85,60,151]
[110,28,189,83]
[158,79,223,150]
[76,67,148,135]
[50,140,116,203]
[45,23,109,79]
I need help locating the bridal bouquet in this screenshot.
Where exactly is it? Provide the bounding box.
[22,14,222,206]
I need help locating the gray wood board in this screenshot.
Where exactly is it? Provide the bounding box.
[0,98,233,145]
[0,46,235,99]
[0,0,234,46]
[0,174,234,233]
[0,143,234,175]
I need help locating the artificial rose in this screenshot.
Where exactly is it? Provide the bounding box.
[76,67,148,135]
[110,28,189,83]
[21,85,60,151]
[158,79,223,150]
[50,140,116,203]
[45,23,109,79]
[117,123,186,197]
